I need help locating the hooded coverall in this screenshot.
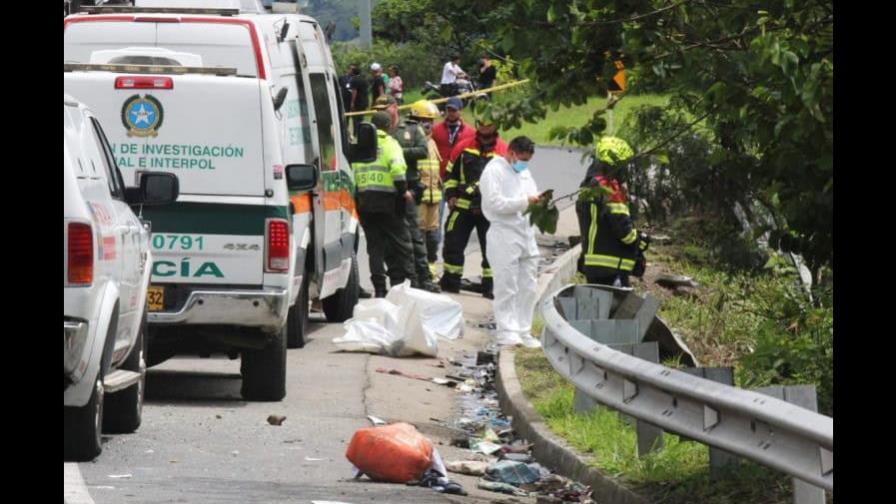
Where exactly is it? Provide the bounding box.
[479,156,541,347]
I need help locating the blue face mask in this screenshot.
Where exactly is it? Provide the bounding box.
[512,160,529,173]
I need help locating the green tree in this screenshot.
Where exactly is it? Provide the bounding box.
[371,0,500,65]
[481,0,832,277]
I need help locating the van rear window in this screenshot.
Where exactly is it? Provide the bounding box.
[64,20,260,78]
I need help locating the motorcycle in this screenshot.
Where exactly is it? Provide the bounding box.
[422,75,488,111]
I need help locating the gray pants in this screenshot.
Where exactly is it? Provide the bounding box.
[360,211,414,292]
[386,196,431,285]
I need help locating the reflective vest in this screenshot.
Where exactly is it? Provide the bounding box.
[352,130,407,214]
[443,138,507,211]
[419,138,443,204]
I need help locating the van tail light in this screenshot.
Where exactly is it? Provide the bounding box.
[266,219,290,272]
[115,76,174,89]
[67,222,94,285]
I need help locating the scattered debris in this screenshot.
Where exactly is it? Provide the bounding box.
[367,415,387,426]
[407,449,467,495]
[144,449,154,454]
[470,440,503,455]
[446,460,489,476]
[215,415,222,419]
[485,460,542,486]
[304,456,325,461]
[230,451,239,456]
[655,273,699,289]
[476,351,496,365]
[267,414,286,426]
[477,479,528,496]
[651,234,672,244]
[431,377,458,387]
[376,368,433,382]
[501,453,533,463]
[107,474,132,479]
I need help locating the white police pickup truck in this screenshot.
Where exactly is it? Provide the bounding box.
[64,94,179,461]
[64,6,376,401]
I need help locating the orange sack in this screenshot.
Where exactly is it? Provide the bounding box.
[346,422,433,483]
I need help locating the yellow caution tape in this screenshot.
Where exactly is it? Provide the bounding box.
[344,79,531,118]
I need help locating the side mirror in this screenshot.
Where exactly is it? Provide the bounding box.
[273,87,289,112]
[125,172,179,206]
[349,122,377,163]
[286,164,318,191]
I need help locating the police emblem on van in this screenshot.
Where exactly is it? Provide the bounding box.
[121,94,164,138]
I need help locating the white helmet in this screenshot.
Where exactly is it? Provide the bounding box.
[370,62,382,71]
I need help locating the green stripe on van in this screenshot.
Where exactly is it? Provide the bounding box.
[143,203,289,235]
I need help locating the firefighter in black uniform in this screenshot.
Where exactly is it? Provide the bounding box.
[439,121,507,298]
[576,136,649,287]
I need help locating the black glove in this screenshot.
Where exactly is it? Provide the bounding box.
[632,250,647,278]
[413,181,425,205]
[636,231,650,252]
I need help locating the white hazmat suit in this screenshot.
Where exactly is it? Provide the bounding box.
[480,156,541,347]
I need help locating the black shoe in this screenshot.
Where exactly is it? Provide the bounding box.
[359,287,373,299]
[439,276,460,294]
[374,289,387,298]
[482,290,494,300]
[421,281,442,293]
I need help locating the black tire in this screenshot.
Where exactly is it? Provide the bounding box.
[322,253,359,323]
[240,325,287,401]
[287,273,309,349]
[64,371,104,461]
[104,310,146,434]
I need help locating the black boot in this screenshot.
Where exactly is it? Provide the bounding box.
[439,274,461,293]
[481,277,494,299]
[421,280,442,293]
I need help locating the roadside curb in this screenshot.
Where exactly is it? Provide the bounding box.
[497,244,650,504]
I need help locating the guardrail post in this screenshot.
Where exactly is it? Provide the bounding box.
[572,318,640,413]
[755,385,826,504]
[609,341,664,456]
[679,367,740,472]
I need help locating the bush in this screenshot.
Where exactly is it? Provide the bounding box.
[736,256,834,416]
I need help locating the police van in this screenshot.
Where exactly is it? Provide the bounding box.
[64,6,375,401]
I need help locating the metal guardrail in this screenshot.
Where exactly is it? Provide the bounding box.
[541,284,833,491]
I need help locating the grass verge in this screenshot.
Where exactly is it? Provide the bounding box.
[503,94,669,146]
[515,347,796,503]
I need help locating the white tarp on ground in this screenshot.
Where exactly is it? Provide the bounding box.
[333,281,464,357]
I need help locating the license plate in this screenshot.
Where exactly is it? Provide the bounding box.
[147,286,164,312]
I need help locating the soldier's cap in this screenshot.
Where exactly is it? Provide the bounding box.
[373,95,398,110]
[370,111,392,130]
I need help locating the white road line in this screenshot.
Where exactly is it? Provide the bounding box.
[64,463,95,504]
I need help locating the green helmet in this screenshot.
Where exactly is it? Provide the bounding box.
[595,136,634,165]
